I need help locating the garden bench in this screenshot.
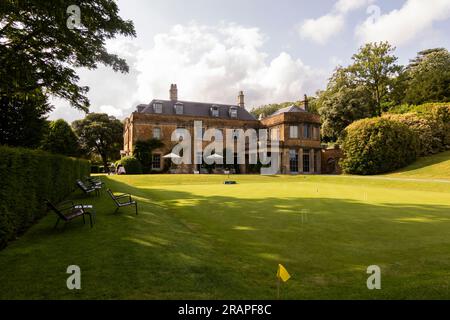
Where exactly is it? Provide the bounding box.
[107,189,138,215]
[84,176,105,188]
[45,199,94,229]
[76,179,100,196]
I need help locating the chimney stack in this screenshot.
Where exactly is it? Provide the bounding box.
[304,94,309,112]
[170,84,178,101]
[238,91,245,108]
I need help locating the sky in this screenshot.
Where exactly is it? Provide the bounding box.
[49,0,450,122]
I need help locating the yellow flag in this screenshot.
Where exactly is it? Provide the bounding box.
[277,264,291,282]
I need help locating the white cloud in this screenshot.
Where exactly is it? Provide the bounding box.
[132,22,324,109]
[356,0,450,46]
[49,22,326,122]
[100,105,124,117]
[335,0,374,14]
[298,0,373,44]
[298,14,345,45]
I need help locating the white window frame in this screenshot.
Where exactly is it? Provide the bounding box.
[152,154,161,170]
[153,127,161,139]
[211,105,219,117]
[153,103,163,114]
[290,125,298,139]
[229,107,238,118]
[174,103,184,115]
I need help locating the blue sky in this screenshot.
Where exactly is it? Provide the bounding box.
[50,0,450,121]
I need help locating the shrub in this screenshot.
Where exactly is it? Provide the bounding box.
[384,104,450,154]
[382,113,434,156]
[117,156,142,174]
[0,146,90,249]
[341,118,418,175]
[388,102,450,115]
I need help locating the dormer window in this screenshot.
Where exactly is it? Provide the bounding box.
[211,105,219,117]
[174,102,183,115]
[229,107,238,118]
[153,102,163,114]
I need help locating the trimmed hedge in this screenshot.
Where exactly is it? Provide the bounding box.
[341,118,418,175]
[0,146,90,249]
[116,156,142,174]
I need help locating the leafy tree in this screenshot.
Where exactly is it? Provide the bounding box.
[0,0,136,111]
[40,119,80,156]
[0,90,52,148]
[0,1,135,148]
[250,98,318,119]
[72,113,123,172]
[317,67,373,141]
[349,42,401,116]
[133,139,164,173]
[403,48,450,105]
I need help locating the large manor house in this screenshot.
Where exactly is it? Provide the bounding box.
[123,84,340,174]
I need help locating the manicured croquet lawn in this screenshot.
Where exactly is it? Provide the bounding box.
[1,174,450,299]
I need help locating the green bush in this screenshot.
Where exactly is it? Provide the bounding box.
[341,118,418,175]
[117,156,142,174]
[388,102,450,115]
[385,104,450,154]
[383,113,435,156]
[0,146,90,249]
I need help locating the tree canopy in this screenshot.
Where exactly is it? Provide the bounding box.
[316,42,450,142]
[317,68,373,141]
[72,113,123,171]
[403,48,450,105]
[250,98,318,119]
[40,119,80,157]
[0,0,136,111]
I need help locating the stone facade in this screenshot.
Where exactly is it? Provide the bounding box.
[259,104,322,174]
[321,146,343,174]
[123,84,325,174]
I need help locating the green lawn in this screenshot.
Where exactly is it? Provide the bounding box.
[386,150,450,180]
[1,174,450,299]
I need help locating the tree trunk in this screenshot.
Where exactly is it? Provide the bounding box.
[101,153,109,174]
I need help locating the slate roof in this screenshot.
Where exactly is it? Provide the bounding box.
[270,105,306,116]
[136,99,257,121]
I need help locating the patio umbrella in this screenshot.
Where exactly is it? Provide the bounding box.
[206,153,223,160]
[163,153,181,172]
[163,153,181,159]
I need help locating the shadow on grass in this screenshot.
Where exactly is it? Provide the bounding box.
[0,175,450,299]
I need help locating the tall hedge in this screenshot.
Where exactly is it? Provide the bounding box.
[0,146,90,249]
[341,118,418,175]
